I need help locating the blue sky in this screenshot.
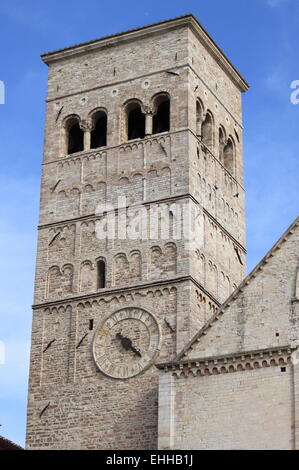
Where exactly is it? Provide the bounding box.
[0,0,298,447]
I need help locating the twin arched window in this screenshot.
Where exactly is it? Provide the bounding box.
[65,111,107,155]
[196,100,236,176]
[196,101,213,151]
[125,94,170,141]
[64,94,171,155]
[219,125,235,174]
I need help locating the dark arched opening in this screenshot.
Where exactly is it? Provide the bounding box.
[67,119,84,154]
[153,96,170,134]
[223,138,235,175]
[97,260,106,289]
[201,112,213,150]
[127,103,145,140]
[91,111,107,149]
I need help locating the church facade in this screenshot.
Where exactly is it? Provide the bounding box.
[26,14,299,450]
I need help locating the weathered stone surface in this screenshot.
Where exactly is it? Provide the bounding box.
[26,14,249,450]
[158,218,299,450]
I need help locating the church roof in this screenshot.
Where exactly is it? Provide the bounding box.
[174,215,299,362]
[0,435,23,450]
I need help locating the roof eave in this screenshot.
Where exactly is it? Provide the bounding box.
[175,215,299,361]
[40,14,249,92]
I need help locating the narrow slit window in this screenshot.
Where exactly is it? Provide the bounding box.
[97,260,106,289]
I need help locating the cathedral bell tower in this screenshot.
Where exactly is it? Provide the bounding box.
[26,14,248,449]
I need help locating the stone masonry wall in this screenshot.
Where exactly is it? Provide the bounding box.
[27,16,247,449]
[171,366,294,450]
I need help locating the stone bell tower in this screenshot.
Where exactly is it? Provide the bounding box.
[26,15,248,449]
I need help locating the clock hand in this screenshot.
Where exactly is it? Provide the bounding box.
[130,345,142,358]
[116,332,142,357]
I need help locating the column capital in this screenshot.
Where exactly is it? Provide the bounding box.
[142,105,155,116]
[80,119,95,133]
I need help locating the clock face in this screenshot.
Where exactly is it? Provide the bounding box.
[92,307,161,379]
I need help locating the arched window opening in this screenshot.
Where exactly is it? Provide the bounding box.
[126,103,145,140]
[67,118,84,155]
[196,100,203,137]
[223,138,235,175]
[97,260,106,289]
[219,127,225,162]
[201,113,213,150]
[153,95,170,134]
[91,111,107,149]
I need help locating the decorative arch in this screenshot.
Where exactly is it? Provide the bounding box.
[196,98,204,137]
[113,253,129,286]
[223,136,236,176]
[201,110,214,150]
[46,264,74,298]
[79,260,95,293]
[219,125,226,163]
[128,250,142,282]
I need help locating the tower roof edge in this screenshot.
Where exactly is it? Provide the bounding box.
[40,14,249,92]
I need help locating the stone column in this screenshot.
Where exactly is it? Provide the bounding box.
[196,117,202,138]
[80,120,93,151]
[145,113,153,136]
[143,106,154,136]
[84,130,91,151]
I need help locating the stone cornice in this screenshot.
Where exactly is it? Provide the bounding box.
[38,192,246,254]
[176,216,299,360]
[41,129,186,165]
[156,345,295,378]
[42,128,245,191]
[192,131,245,189]
[32,275,220,310]
[41,14,248,93]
